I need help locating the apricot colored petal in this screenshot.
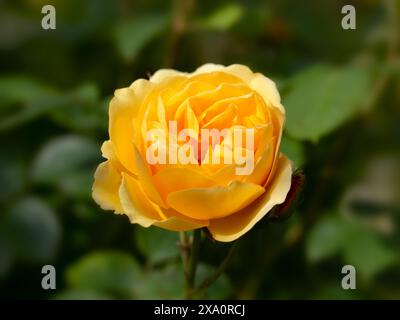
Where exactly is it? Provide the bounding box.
[119,173,166,227]
[119,173,209,231]
[224,64,256,83]
[133,146,167,208]
[243,141,274,185]
[92,161,123,213]
[100,140,127,173]
[175,101,199,136]
[152,167,217,201]
[167,181,265,220]
[109,79,153,174]
[249,73,284,113]
[254,124,273,158]
[193,64,250,81]
[167,81,215,107]
[202,103,238,131]
[154,215,209,231]
[193,63,225,74]
[211,164,239,185]
[150,69,188,83]
[208,155,292,242]
[100,140,113,159]
[193,64,284,113]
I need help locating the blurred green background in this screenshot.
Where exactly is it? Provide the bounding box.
[0,0,399,299]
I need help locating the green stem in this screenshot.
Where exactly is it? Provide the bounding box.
[187,240,239,299]
[180,229,202,299]
[179,231,190,285]
[187,229,201,289]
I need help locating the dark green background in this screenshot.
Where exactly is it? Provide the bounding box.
[0,0,399,299]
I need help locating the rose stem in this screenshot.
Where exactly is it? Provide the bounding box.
[187,240,239,299]
[187,229,201,290]
[179,231,190,286]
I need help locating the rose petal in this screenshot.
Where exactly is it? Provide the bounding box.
[207,155,292,242]
[175,100,200,137]
[119,173,166,227]
[249,73,284,113]
[194,64,284,113]
[202,103,238,131]
[243,140,275,185]
[120,172,210,231]
[150,69,187,83]
[152,167,217,201]
[155,215,209,231]
[92,160,123,213]
[167,180,265,220]
[109,79,153,174]
[133,146,167,208]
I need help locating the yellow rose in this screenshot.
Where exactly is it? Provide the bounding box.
[92,64,293,242]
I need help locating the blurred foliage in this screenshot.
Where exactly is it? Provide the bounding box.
[0,0,399,300]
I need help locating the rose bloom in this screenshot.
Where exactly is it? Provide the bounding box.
[93,64,292,242]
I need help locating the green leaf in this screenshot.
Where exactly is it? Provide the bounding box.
[197,4,244,31]
[195,264,232,299]
[114,14,168,62]
[0,80,104,132]
[280,135,305,168]
[307,213,398,280]
[344,229,397,280]
[306,214,350,262]
[135,226,179,264]
[284,65,371,141]
[133,263,185,299]
[0,75,57,106]
[0,197,60,263]
[0,155,25,202]
[66,251,141,298]
[48,83,107,132]
[132,262,232,299]
[31,135,99,185]
[0,101,56,131]
[58,170,94,199]
[0,75,59,131]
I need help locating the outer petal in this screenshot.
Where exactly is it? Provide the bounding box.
[249,73,284,113]
[92,160,123,213]
[109,79,153,174]
[243,140,275,185]
[119,173,165,227]
[225,64,255,83]
[263,107,285,188]
[223,65,284,113]
[208,155,292,242]
[167,181,265,220]
[194,64,284,113]
[193,63,253,81]
[133,146,167,208]
[100,140,127,173]
[119,172,210,230]
[155,215,209,231]
[150,69,187,83]
[193,63,226,75]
